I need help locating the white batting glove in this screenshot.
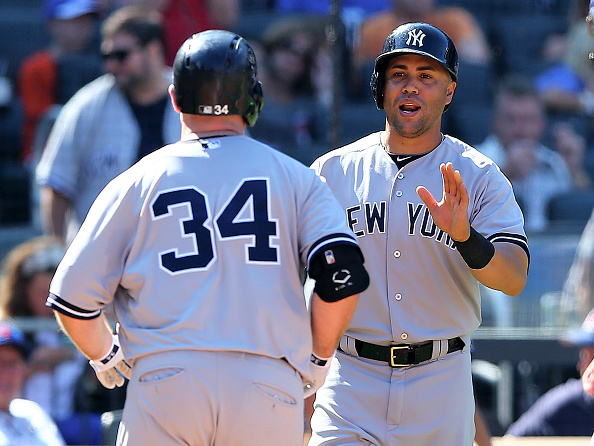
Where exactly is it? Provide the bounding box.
[303,352,333,399]
[89,334,132,389]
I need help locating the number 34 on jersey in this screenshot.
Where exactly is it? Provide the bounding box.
[151,178,279,274]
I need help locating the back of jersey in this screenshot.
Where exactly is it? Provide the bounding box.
[51,134,353,377]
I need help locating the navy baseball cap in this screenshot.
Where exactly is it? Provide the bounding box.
[43,0,98,20]
[562,309,594,347]
[0,322,31,360]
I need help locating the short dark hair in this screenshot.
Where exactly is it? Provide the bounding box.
[101,5,164,47]
[495,75,540,102]
[493,74,543,114]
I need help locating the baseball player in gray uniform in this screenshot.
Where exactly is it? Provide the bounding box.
[307,23,530,445]
[36,7,180,241]
[45,30,369,446]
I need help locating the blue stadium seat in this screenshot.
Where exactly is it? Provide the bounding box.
[488,14,568,78]
[547,189,594,228]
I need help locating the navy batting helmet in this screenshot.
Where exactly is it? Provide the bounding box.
[370,22,459,110]
[173,30,264,127]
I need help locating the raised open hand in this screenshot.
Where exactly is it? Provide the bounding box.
[416,162,470,242]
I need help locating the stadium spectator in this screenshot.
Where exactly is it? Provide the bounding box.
[0,237,80,421]
[505,308,594,437]
[0,321,65,446]
[556,0,594,331]
[562,208,594,331]
[112,0,239,65]
[274,0,390,51]
[35,6,180,243]
[476,76,573,232]
[0,236,122,445]
[533,0,594,145]
[249,15,330,165]
[18,0,102,165]
[552,122,592,190]
[580,13,594,446]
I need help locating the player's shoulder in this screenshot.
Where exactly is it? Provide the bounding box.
[312,132,382,168]
[234,135,317,170]
[61,74,118,111]
[73,74,115,98]
[224,136,318,175]
[443,134,497,169]
[151,135,317,178]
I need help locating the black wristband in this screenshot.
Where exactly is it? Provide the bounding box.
[453,227,495,269]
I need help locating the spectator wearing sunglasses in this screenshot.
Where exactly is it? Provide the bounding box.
[17,0,103,165]
[248,15,332,165]
[36,5,181,243]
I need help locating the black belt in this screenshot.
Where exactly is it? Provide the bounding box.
[339,337,465,368]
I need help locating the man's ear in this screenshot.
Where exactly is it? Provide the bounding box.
[445,81,456,106]
[169,84,181,113]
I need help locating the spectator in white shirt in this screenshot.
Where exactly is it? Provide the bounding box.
[0,321,65,446]
[476,76,573,232]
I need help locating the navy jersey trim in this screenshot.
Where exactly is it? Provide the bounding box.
[46,293,102,320]
[488,232,527,244]
[487,232,530,264]
[307,233,358,266]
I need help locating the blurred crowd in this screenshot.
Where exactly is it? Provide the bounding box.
[0,0,593,443]
[0,0,592,233]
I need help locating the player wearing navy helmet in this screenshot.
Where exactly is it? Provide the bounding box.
[307,22,529,445]
[46,30,369,446]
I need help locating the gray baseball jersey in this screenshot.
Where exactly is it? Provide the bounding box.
[36,73,180,226]
[308,131,529,445]
[311,132,529,345]
[46,134,359,382]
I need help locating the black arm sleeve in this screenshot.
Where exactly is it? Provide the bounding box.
[308,242,370,302]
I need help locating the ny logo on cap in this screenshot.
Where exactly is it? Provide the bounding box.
[406,29,426,47]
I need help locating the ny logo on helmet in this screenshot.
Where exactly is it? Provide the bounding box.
[406,29,426,47]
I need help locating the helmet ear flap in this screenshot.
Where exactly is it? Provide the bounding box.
[244,80,264,127]
[252,80,264,114]
[370,69,384,110]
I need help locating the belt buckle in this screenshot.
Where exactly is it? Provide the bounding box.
[389,345,410,367]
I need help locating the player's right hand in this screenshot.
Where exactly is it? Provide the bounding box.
[416,162,469,242]
[89,334,132,389]
[303,352,333,399]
